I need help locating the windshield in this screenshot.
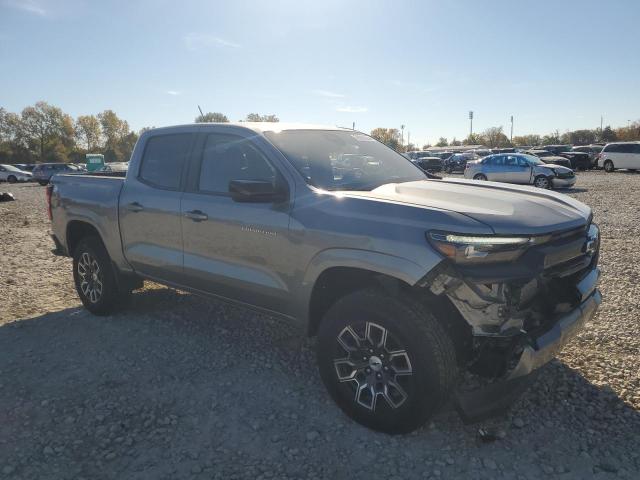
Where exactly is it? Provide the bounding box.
[2,164,23,172]
[265,130,426,191]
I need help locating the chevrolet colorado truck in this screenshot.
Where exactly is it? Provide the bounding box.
[48,123,601,433]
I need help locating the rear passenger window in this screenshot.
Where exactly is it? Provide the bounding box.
[139,134,193,190]
[632,144,640,154]
[198,134,276,194]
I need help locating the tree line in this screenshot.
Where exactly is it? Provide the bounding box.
[2,101,637,163]
[423,122,640,150]
[0,102,279,165]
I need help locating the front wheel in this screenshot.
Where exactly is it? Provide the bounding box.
[534,175,551,189]
[72,236,129,315]
[317,289,457,434]
[603,160,615,173]
[8,175,17,183]
[473,173,487,181]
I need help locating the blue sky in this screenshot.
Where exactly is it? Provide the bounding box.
[1,0,639,146]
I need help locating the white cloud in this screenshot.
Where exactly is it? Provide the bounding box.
[166,90,182,96]
[312,89,345,98]
[336,106,368,113]
[3,0,46,16]
[184,33,240,50]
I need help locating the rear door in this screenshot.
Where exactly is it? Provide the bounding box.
[179,130,293,314]
[119,131,195,283]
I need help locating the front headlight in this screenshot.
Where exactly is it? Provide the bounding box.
[427,231,550,264]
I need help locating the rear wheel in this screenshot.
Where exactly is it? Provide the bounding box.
[72,236,130,315]
[7,175,17,183]
[317,289,457,434]
[38,180,48,186]
[534,175,551,189]
[473,173,487,181]
[603,160,615,173]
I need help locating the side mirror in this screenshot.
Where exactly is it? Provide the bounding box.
[229,179,286,203]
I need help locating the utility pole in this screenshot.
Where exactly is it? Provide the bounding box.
[400,125,405,147]
[352,121,355,130]
[510,115,514,143]
[600,115,603,132]
[407,131,411,148]
[469,111,474,137]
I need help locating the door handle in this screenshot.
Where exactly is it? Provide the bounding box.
[184,210,208,222]
[127,202,144,212]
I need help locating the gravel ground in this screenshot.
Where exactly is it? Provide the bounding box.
[1,172,639,479]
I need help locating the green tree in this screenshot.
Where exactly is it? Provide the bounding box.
[195,112,229,123]
[464,133,483,145]
[449,137,461,146]
[512,134,541,146]
[75,115,101,151]
[482,127,511,148]
[599,126,617,142]
[98,110,132,162]
[435,137,448,147]
[370,128,401,151]
[561,129,596,145]
[19,101,75,161]
[541,130,561,145]
[245,113,279,122]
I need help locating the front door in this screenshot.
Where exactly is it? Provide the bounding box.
[180,131,293,314]
[119,132,195,283]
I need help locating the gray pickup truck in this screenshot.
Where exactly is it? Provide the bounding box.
[48,123,601,433]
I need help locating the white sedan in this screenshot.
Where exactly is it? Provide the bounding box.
[0,164,33,183]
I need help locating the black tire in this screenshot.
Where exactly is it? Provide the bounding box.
[603,160,615,173]
[38,181,48,186]
[533,175,551,189]
[7,175,17,183]
[473,173,487,181]
[72,236,129,315]
[317,288,457,434]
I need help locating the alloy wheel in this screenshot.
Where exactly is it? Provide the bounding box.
[77,251,103,303]
[333,322,413,411]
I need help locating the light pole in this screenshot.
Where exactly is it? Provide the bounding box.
[401,125,405,146]
[469,111,473,137]
[510,115,514,143]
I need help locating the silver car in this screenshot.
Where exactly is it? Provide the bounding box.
[464,153,576,189]
[0,164,33,183]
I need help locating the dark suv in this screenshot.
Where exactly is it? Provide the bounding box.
[32,163,81,186]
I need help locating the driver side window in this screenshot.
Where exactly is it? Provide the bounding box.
[198,133,276,194]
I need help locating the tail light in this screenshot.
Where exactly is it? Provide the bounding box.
[45,184,53,220]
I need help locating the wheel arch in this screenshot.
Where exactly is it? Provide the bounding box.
[66,220,105,256]
[302,249,437,336]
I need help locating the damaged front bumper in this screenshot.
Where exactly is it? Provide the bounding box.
[423,223,602,421]
[508,269,600,379]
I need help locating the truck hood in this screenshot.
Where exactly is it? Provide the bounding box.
[343,178,591,235]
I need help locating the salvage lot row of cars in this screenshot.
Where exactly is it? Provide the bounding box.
[406,141,640,189]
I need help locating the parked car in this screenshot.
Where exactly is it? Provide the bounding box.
[0,164,33,183]
[525,150,573,168]
[32,163,81,185]
[465,153,576,189]
[598,142,640,172]
[412,156,442,172]
[48,123,600,433]
[15,163,36,172]
[97,162,129,173]
[572,145,603,168]
[536,144,572,155]
[443,153,475,173]
[558,151,591,170]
